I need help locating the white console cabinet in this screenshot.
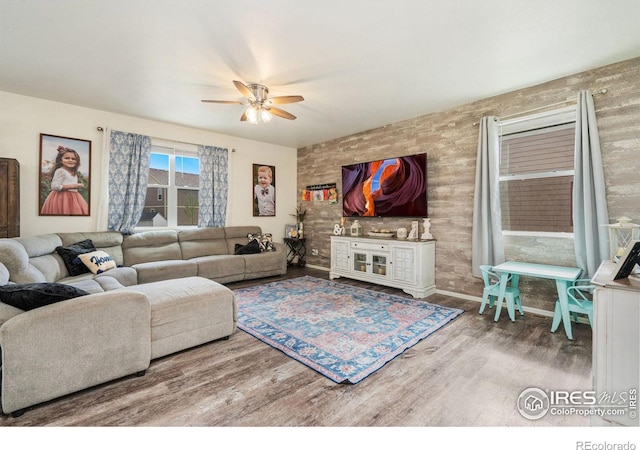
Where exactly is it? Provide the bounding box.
[330,236,435,298]
[591,261,640,426]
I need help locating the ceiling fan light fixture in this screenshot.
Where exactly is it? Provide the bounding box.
[245,105,272,124]
[203,81,303,123]
[246,106,259,124]
[260,109,272,122]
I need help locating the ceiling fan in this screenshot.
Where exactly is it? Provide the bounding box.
[202,80,304,123]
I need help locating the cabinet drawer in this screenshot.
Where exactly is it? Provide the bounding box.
[351,241,388,251]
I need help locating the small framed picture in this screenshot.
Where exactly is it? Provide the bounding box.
[611,240,640,280]
[39,134,91,216]
[253,163,276,216]
[285,224,298,238]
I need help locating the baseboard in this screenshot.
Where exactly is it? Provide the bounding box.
[304,267,589,324]
[304,264,330,272]
[436,288,555,318]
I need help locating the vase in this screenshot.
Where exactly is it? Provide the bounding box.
[298,222,304,238]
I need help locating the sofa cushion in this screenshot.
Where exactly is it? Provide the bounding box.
[0,282,90,311]
[78,250,117,274]
[178,227,228,259]
[122,230,182,266]
[234,240,261,255]
[58,231,125,266]
[55,239,96,276]
[132,259,197,284]
[191,255,245,282]
[248,233,276,252]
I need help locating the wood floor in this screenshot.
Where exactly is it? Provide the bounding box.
[0,267,593,427]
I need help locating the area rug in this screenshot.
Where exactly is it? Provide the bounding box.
[233,276,463,384]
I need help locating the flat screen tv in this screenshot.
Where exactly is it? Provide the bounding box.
[342,153,427,217]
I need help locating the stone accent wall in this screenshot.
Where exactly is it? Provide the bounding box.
[297,57,640,312]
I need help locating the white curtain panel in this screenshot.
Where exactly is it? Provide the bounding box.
[471,116,505,278]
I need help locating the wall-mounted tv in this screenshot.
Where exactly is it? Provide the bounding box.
[342,153,427,217]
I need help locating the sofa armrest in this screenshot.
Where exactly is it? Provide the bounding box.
[0,291,151,414]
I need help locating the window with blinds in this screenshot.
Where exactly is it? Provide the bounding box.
[499,120,576,233]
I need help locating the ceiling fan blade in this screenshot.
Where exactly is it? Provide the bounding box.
[240,111,248,121]
[201,100,246,104]
[268,95,304,105]
[269,107,297,120]
[233,80,255,100]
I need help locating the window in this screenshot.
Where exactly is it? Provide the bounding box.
[137,144,200,228]
[499,107,576,234]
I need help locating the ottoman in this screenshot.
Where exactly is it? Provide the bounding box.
[124,276,236,359]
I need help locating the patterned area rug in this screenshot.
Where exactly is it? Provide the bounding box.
[233,276,464,384]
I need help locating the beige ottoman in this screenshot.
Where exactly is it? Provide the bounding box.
[124,276,236,359]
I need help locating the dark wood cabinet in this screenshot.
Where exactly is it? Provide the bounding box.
[0,158,20,238]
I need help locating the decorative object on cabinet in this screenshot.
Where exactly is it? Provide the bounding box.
[285,224,297,238]
[408,220,419,240]
[350,220,363,236]
[421,218,433,240]
[610,240,640,281]
[396,228,408,239]
[0,158,20,238]
[602,216,640,261]
[39,134,91,216]
[330,235,436,298]
[290,205,307,233]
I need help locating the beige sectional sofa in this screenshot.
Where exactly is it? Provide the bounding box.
[0,226,286,416]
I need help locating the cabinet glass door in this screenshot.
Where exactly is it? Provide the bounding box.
[372,255,387,276]
[353,252,367,272]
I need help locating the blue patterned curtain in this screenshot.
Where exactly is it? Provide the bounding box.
[107,131,152,233]
[198,145,228,227]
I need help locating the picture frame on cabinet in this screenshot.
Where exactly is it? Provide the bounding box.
[285,224,298,238]
[611,240,640,280]
[39,133,91,216]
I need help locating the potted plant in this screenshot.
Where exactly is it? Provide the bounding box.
[291,205,307,238]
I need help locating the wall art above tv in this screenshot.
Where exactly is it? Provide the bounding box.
[342,153,427,218]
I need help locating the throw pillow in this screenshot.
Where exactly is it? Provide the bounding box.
[0,282,90,311]
[234,240,261,255]
[56,239,97,277]
[77,250,117,274]
[247,233,275,252]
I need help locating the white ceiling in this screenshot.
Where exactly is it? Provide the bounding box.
[1,0,639,148]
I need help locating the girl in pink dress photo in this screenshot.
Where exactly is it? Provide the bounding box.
[40,146,89,215]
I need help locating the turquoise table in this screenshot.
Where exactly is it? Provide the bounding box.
[491,261,582,339]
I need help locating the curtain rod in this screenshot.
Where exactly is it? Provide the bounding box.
[96,126,235,151]
[473,88,608,126]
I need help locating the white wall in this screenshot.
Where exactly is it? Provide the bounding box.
[0,91,297,241]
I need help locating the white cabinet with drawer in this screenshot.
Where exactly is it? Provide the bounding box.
[330,236,435,298]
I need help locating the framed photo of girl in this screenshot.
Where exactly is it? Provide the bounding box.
[253,163,276,216]
[39,133,91,216]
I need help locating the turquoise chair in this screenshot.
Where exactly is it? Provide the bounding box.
[479,265,523,322]
[551,279,594,332]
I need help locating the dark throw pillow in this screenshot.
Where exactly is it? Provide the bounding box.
[0,283,90,311]
[234,240,261,255]
[56,239,97,276]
